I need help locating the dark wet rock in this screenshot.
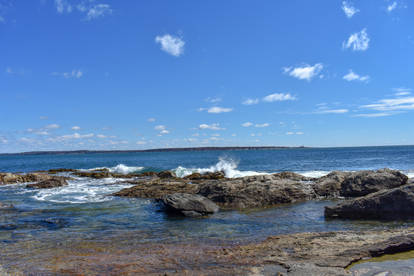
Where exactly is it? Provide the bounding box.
[40,218,69,230]
[73,170,112,179]
[313,171,349,197]
[161,193,219,217]
[314,169,407,198]
[184,171,226,180]
[0,202,14,210]
[47,168,77,174]
[340,168,408,197]
[272,171,312,181]
[113,178,199,199]
[198,174,316,209]
[26,177,68,189]
[0,172,61,185]
[136,171,158,177]
[325,184,414,220]
[157,170,176,178]
[114,169,408,210]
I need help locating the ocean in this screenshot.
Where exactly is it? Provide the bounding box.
[1,146,414,274]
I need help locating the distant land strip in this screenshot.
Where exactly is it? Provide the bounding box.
[0,146,307,155]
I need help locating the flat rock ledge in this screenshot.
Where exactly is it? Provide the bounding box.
[26,177,68,189]
[211,227,414,275]
[325,184,414,220]
[161,193,219,217]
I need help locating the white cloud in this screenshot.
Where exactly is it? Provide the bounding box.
[343,29,370,51]
[207,106,233,114]
[34,131,49,136]
[61,133,94,140]
[387,1,398,12]
[52,69,83,79]
[286,132,304,135]
[343,70,370,82]
[361,97,414,111]
[147,118,156,122]
[255,123,270,128]
[241,122,253,127]
[317,109,349,114]
[0,137,8,144]
[263,93,296,102]
[154,125,170,135]
[83,4,112,20]
[20,137,35,143]
[242,98,259,105]
[154,125,166,131]
[354,113,393,118]
[205,97,222,103]
[394,87,411,96]
[45,124,60,129]
[71,126,81,130]
[56,1,112,20]
[160,129,170,135]
[342,1,359,18]
[55,0,72,13]
[97,134,107,138]
[199,123,224,130]
[155,34,185,57]
[136,141,147,145]
[283,63,323,81]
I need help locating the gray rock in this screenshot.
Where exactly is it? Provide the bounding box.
[0,202,14,210]
[157,170,177,179]
[198,175,316,209]
[314,169,407,198]
[161,193,219,217]
[325,184,414,220]
[26,177,68,189]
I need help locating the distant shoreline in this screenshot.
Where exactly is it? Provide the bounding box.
[0,146,307,156]
[1,144,413,155]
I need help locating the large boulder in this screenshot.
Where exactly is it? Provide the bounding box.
[26,177,68,189]
[161,193,219,217]
[325,184,414,220]
[340,169,408,197]
[198,174,316,209]
[314,169,408,198]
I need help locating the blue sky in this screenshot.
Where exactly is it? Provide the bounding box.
[1,0,413,152]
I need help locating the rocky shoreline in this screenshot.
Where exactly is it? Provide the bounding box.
[1,168,414,274]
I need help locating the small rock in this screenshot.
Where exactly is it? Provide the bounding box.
[161,193,219,217]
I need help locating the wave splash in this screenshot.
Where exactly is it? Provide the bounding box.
[174,157,267,179]
[84,164,144,174]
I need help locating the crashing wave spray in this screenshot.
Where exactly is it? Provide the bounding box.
[174,157,267,178]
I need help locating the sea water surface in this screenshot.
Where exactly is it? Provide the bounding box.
[1,146,414,273]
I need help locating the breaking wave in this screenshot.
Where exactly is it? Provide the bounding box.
[83,164,144,174]
[173,157,267,178]
[32,177,134,204]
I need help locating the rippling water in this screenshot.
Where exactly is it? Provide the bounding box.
[1,146,414,274]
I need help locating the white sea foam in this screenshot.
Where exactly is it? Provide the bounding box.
[83,164,144,174]
[31,177,133,204]
[174,157,268,178]
[297,171,331,178]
